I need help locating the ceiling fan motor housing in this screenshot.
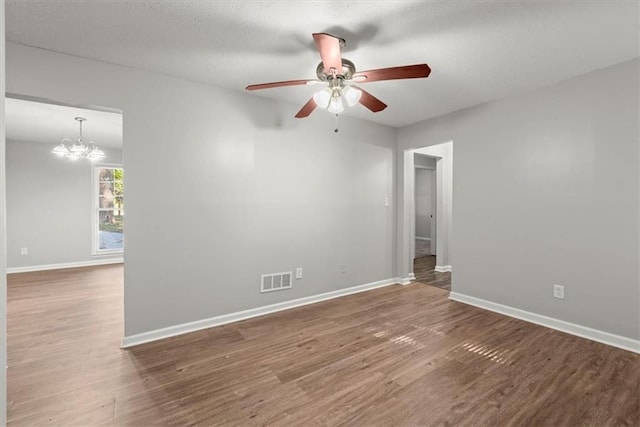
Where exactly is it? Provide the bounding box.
[316,58,356,81]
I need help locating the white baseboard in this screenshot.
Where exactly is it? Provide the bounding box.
[449,292,640,355]
[434,265,452,272]
[399,275,413,285]
[122,276,404,348]
[415,237,431,241]
[7,257,123,274]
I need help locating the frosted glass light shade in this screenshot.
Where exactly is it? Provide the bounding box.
[313,87,332,108]
[87,148,106,162]
[51,144,69,157]
[327,97,344,114]
[342,86,362,107]
[70,143,88,155]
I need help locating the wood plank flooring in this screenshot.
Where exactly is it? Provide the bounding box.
[413,255,451,291]
[7,265,640,426]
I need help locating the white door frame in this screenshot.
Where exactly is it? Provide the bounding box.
[398,141,453,283]
[0,3,7,423]
[410,157,443,268]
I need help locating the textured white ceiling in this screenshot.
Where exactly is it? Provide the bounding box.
[5,97,123,148]
[6,1,639,127]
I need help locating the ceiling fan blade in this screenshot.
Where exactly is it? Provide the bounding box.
[353,64,431,83]
[295,97,317,118]
[246,79,316,91]
[354,86,387,112]
[312,33,343,75]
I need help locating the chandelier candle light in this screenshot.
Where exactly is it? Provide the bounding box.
[51,116,106,161]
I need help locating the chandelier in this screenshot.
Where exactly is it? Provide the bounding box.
[51,116,106,161]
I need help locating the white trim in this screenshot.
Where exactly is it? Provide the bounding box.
[414,165,435,170]
[434,265,452,272]
[122,277,404,348]
[7,257,123,274]
[93,249,123,256]
[449,292,640,355]
[415,237,431,241]
[0,5,7,424]
[398,274,415,286]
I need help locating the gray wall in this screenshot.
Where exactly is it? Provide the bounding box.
[6,138,122,269]
[399,59,640,340]
[6,42,397,337]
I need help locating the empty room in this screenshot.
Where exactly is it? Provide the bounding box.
[0,1,639,426]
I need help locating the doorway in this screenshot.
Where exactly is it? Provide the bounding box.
[4,94,125,420]
[401,141,453,291]
[5,94,124,272]
[414,154,436,259]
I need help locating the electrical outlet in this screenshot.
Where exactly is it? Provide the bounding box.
[295,267,303,279]
[20,247,28,256]
[553,284,565,300]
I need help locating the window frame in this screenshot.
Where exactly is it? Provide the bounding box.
[92,163,124,255]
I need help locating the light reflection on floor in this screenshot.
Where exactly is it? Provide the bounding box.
[461,341,510,364]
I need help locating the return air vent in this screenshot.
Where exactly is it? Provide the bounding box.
[261,272,293,293]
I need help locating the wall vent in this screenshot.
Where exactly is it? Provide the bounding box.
[261,271,293,293]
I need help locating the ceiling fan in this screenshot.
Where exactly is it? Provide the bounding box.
[246,33,431,120]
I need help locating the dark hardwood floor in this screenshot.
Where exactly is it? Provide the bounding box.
[7,265,640,426]
[413,255,451,291]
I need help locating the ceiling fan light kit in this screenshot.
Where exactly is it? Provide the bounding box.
[51,116,106,162]
[313,85,361,114]
[246,32,431,128]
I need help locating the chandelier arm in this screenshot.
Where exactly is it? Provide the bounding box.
[53,117,106,161]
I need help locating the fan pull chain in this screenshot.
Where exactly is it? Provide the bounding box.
[334,114,339,133]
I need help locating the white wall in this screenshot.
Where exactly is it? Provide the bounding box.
[0,2,7,424]
[6,139,123,270]
[5,42,398,339]
[399,59,640,341]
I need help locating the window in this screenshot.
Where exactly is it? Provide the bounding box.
[94,166,124,253]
